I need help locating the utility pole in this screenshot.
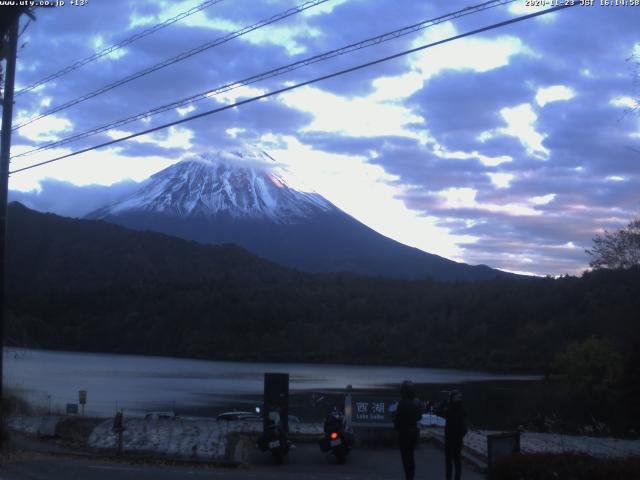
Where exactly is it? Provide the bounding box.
[0,17,20,413]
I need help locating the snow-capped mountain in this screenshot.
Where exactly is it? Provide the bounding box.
[88,148,511,281]
[90,150,335,223]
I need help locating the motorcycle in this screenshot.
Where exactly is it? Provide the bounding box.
[256,407,291,464]
[318,407,354,463]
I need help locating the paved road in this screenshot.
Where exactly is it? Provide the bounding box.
[1,443,485,479]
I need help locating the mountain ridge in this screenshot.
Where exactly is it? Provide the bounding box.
[87,149,513,281]
[88,151,335,223]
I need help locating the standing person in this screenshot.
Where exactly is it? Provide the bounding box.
[393,380,423,480]
[439,390,467,480]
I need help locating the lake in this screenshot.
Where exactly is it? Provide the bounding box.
[3,347,540,427]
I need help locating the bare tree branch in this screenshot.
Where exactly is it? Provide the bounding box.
[586,218,640,269]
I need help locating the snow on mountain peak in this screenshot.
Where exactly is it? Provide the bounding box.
[92,148,336,223]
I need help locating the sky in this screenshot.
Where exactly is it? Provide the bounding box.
[5,0,640,276]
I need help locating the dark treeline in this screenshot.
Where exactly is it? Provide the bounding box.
[5,203,640,375]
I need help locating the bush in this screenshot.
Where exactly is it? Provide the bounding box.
[55,417,103,447]
[550,338,623,388]
[1,390,33,448]
[2,390,32,417]
[492,452,640,480]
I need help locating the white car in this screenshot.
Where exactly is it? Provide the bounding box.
[420,413,446,427]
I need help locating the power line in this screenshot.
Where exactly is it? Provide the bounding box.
[10,3,576,175]
[15,0,227,97]
[12,0,518,159]
[12,0,330,131]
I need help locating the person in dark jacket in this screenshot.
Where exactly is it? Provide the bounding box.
[393,380,423,480]
[439,390,467,480]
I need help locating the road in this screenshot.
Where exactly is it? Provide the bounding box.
[0,443,485,479]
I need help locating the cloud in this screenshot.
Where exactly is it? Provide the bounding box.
[9,178,140,218]
[494,103,548,158]
[280,86,424,138]
[9,145,179,192]
[356,3,640,275]
[106,125,194,153]
[405,57,537,150]
[263,135,474,260]
[11,0,640,277]
[409,26,529,78]
[488,172,514,189]
[535,85,575,107]
[14,114,73,143]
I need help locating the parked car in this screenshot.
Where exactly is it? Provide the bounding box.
[420,412,445,427]
[216,410,301,423]
[216,411,261,422]
[144,411,176,420]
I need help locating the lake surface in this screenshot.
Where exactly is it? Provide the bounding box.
[3,347,540,425]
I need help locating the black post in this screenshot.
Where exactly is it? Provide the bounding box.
[0,16,20,414]
[263,373,289,434]
[113,411,124,455]
[117,428,123,456]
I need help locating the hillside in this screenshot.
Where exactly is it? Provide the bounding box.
[5,202,640,372]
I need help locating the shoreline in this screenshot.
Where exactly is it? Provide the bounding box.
[2,346,545,377]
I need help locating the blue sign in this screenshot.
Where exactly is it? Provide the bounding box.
[350,397,395,425]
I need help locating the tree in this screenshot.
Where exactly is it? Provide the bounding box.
[631,50,639,116]
[550,338,623,388]
[586,217,640,269]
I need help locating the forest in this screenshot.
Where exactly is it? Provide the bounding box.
[4,202,638,370]
[6,202,640,432]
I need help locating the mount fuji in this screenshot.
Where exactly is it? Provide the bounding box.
[87,149,509,281]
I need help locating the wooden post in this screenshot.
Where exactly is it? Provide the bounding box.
[0,16,20,414]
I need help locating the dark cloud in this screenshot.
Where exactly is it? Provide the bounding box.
[110,140,186,159]
[176,95,315,150]
[536,90,640,174]
[287,0,435,96]
[405,57,543,155]
[373,143,495,192]
[299,132,416,156]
